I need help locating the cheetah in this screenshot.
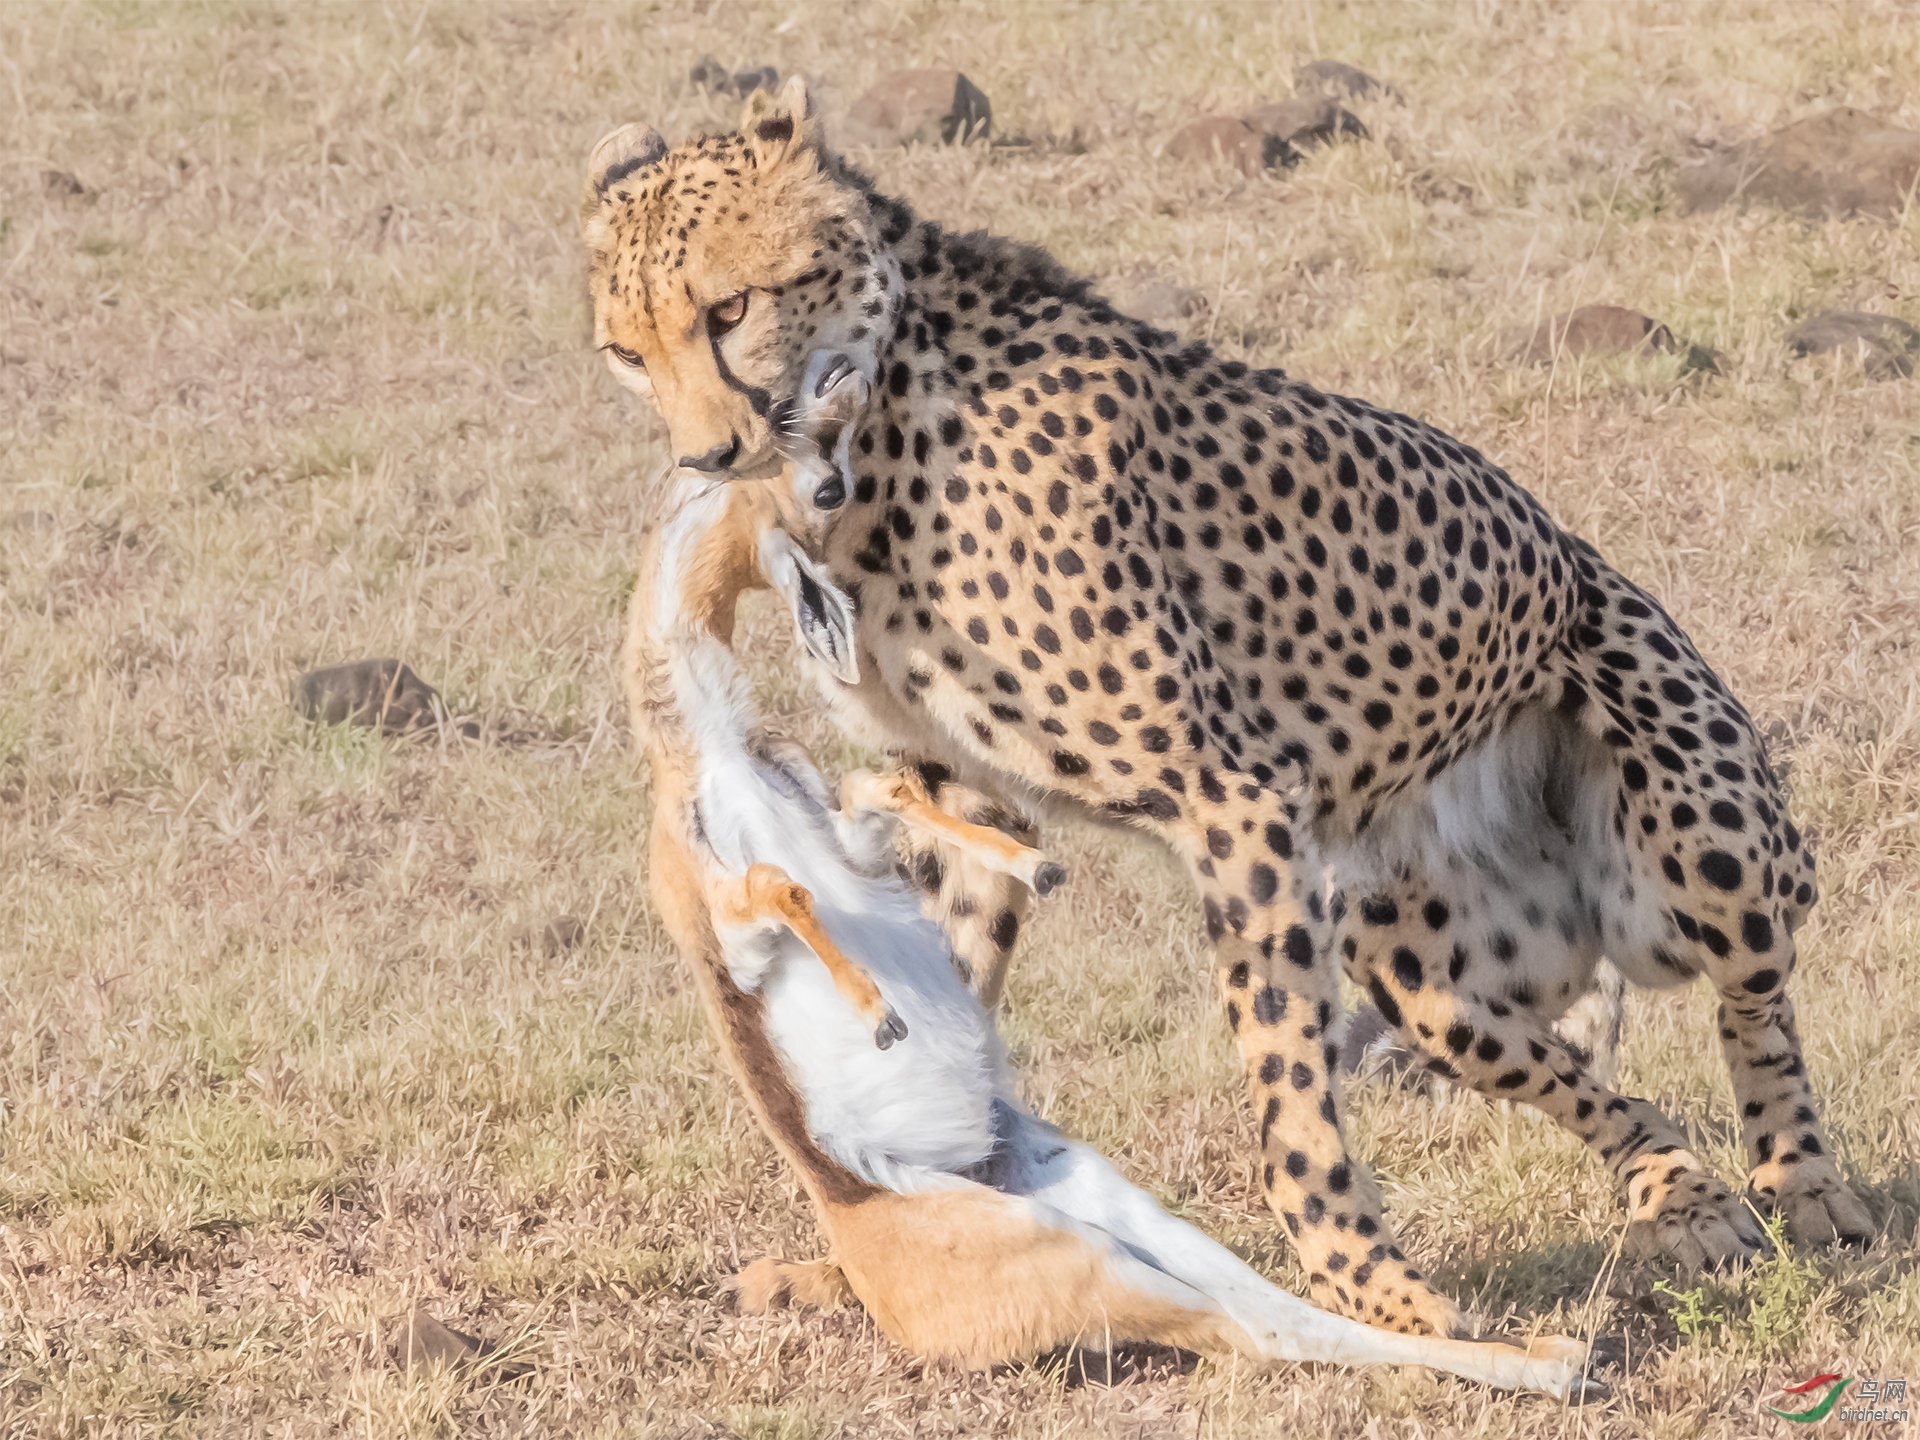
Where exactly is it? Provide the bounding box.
[580,79,1872,1337]
[624,470,1591,1394]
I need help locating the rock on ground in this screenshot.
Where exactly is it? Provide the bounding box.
[1507,303,1719,373]
[1165,116,1292,176]
[293,658,442,733]
[1104,266,1210,332]
[516,914,588,957]
[392,1309,534,1382]
[1786,311,1920,380]
[1677,108,1920,220]
[688,55,778,96]
[1168,95,1366,176]
[1243,96,1368,149]
[842,70,990,146]
[1294,58,1395,102]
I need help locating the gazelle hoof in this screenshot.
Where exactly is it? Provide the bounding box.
[1566,1374,1610,1405]
[874,1010,908,1049]
[1032,861,1067,897]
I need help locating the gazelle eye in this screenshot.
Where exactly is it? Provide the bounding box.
[607,343,646,369]
[709,292,748,334]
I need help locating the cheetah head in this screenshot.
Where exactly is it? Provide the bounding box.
[581,79,897,482]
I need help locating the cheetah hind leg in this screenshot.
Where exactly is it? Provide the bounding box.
[1338,871,1768,1273]
[1543,568,1871,1255]
[1340,960,1626,1093]
[1717,988,1873,1251]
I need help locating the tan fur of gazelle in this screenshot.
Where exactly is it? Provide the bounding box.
[623,473,1594,1396]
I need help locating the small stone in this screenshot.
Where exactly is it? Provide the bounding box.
[1508,304,1690,366]
[689,57,777,96]
[293,659,442,733]
[1243,96,1368,150]
[1677,108,1920,220]
[842,70,991,147]
[1786,311,1920,380]
[42,169,85,198]
[1165,116,1293,177]
[1105,266,1210,332]
[517,914,587,957]
[1294,59,1393,102]
[731,66,779,96]
[393,1309,533,1381]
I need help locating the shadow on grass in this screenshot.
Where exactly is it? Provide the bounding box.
[1011,1341,1200,1388]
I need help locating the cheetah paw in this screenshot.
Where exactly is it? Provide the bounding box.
[1624,1166,1768,1270]
[1750,1158,1873,1250]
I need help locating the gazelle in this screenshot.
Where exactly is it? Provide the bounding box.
[622,460,1594,1397]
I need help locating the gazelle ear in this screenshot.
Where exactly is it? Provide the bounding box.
[580,122,667,231]
[802,349,872,419]
[759,528,859,685]
[741,77,823,172]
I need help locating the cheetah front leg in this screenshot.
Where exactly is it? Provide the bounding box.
[1718,985,1872,1249]
[1186,807,1472,1339]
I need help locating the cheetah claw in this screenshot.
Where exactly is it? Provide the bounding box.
[1751,1158,1873,1250]
[1624,1168,1768,1270]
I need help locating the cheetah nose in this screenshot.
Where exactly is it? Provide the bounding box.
[679,434,741,473]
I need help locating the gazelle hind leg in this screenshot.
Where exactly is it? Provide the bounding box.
[712,862,908,1048]
[850,762,1058,1007]
[993,1114,1589,1397]
[1062,1214,1589,1395]
[842,767,1065,896]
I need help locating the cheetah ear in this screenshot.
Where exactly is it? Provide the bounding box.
[580,122,667,233]
[741,77,823,172]
[759,526,860,685]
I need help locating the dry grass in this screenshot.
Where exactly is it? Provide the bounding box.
[4,1,1920,1434]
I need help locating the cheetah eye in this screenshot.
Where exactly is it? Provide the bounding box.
[709,292,748,335]
[606,343,646,370]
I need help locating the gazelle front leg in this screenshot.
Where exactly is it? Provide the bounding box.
[841,769,1066,896]
[711,862,909,1049]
